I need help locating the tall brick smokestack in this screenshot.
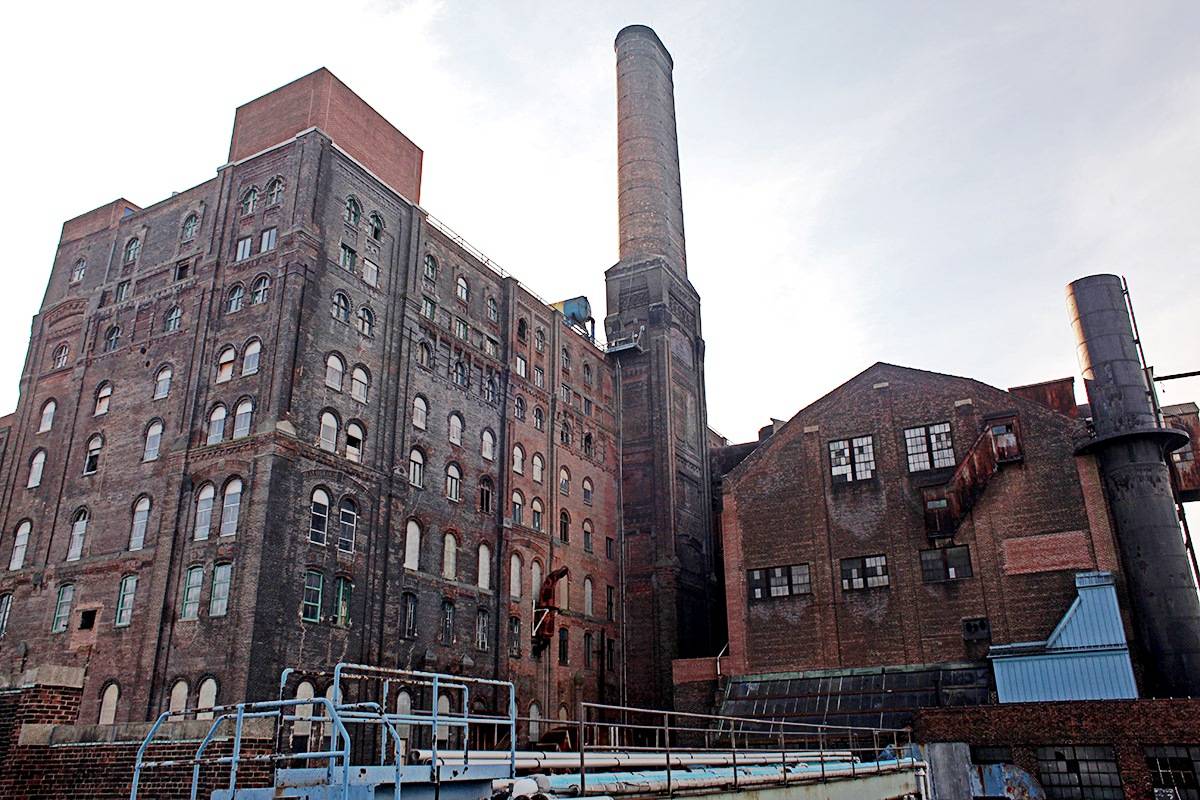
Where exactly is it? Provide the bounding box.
[615,25,687,274]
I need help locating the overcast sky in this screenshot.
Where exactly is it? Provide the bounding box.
[1,0,1196,446]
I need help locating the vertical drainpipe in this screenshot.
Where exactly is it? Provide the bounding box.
[616,358,628,708]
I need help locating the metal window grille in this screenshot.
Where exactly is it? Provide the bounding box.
[1037,746,1124,800]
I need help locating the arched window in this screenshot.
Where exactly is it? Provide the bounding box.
[220,478,242,536]
[583,519,594,553]
[583,432,594,457]
[357,306,375,336]
[71,258,87,283]
[338,498,357,552]
[560,422,572,446]
[481,430,495,461]
[153,366,172,400]
[561,347,571,370]
[67,508,89,561]
[442,533,457,580]
[130,496,151,551]
[50,583,74,632]
[38,400,56,432]
[181,213,199,241]
[517,318,528,341]
[207,405,227,445]
[169,679,189,715]
[440,600,456,646]
[404,520,421,569]
[407,397,426,432]
[83,435,103,474]
[511,490,524,525]
[325,353,345,390]
[242,340,261,375]
[534,328,545,352]
[251,274,271,305]
[233,399,253,438]
[27,450,45,488]
[216,346,236,382]
[557,574,569,611]
[332,292,351,323]
[143,420,163,460]
[456,276,469,302]
[368,213,384,240]
[197,678,218,721]
[266,177,284,205]
[532,453,544,483]
[346,422,364,463]
[484,377,497,404]
[195,483,215,540]
[418,342,432,368]
[309,488,330,544]
[559,510,570,544]
[509,553,523,599]
[319,411,338,451]
[559,467,570,495]
[9,521,30,570]
[584,631,594,668]
[293,681,315,737]
[448,413,464,445]
[584,577,594,616]
[115,574,137,629]
[351,367,370,402]
[103,325,121,353]
[395,690,413,741]
[335,577,353,626]
[582,478,594,505]
[226,284,245,313]
[479,476,494,513]
[95,382,112,415]
[240,187,258,215]
[477,543,491,590]
[533,407,545,431]
[512,444,525,474]
[453,361,467,387]
[408,449,424,487]
[531,498,544,531]
[529,702,542,743]
[487,297,498,322]
[53,343,70,369]
[423,254,438,281]
[95,683,121,725]
[514,396,526,420]
[344,197,361,225]
[123,238,140,264]
[445,463,461,502]
[583,362,593,386]
[531,561,543,611]
[163,305,182,333]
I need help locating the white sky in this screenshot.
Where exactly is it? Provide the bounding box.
[1,0,1197,447]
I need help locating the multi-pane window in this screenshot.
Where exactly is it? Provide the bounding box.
[606,537,615,560]
[216,347,236,382]
[251,275,271,304]
[511,491,524,525]
[515,355,528,378]
[267,178,284,205]
[454,362,468,387]
[338,499,357,552]
[53,343,70,368]
[67,509,88,561]
[747,564,812,601]
[480,477,494,513]
[319,411,338,451]
[445,464,462,501]
[840,555,889,591]
[309,489,330,544]
[559,467,571,495]
[182,213,199,240]
[533,408,545,431]
[260,227,277,252]
[515,397,526,420]
[455,318,468,340]
[344,197,361,225]
[357,306,374,336]
[449,413,464,445]
[235,236,253,261]
[129,497,151,551]
[1145,745,1200,800]
[409,449,424,487]
[440,600,456,644]
[559,511,570,544]
[1037,746,1124,800]
[606,585,615,621]
[534,367,544,388]
[421,297,437,320]
[227,284,245,313]
[37,400,55,433]
[242,340,261,375]
[210,563,232,617]
[143,420,163,460]
[351,367,369,403]
[123,238,140,263]
[476,609,489,651]
[0,594,11,638]
[154,367,172,399]
[52,584,74,632]
[829,435,876,482]
[558,627,569,665]
[487,297,498,321]
[423,254,438,281]
[302,570,323,622]
[339,243,356,271]
[83,435,103,474]
[402,592,418,637]
[584,631,594,668]
[27,450,45,489]
[164,306,182,332]
[583,521,593,553]
[115,575,137,627]
[95,382,112,415]
[362,258,378,286]
[508,616,522,657]
[195,484,215,540]
[207,405,226,445]
[181,566,203,620]
[325,354,345,390]
[240,188,258,215]
[456,276,469,302]
[582,478,594,505]
[103,325,121,352]
[920,545,974,582]
[115,281,130,302]
[220,479,242,536]
[10,521,31,569]
[532,454,544,483]
[71,258,87,282]
[346,423,364,462]
[335,577,353,627]
[531,499,544,531]
[332,292,351,322]
[904,422,955,472]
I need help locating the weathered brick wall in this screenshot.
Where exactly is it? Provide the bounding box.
[915,699,1200,800]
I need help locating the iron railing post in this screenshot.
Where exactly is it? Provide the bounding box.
[850,730,856,777]
[664,711,672,795]
[579,704,587,797]
[819,729,826,783]
[874,730,880,773]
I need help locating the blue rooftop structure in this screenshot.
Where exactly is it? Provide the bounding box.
[989,571,1138,702]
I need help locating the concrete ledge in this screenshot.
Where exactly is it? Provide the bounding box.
[0,665,87,690]
[19,717,274,747]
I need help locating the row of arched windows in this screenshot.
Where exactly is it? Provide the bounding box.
[343,197,386,242]
[324,353,371,402]
[216,339,262,382]
[240,178,285,217]
[225,275,271,314]
[411,398,497,458]
[413,340,500,403]
[308,489,360,552]
[331,290,375,336]
[192,477,244,540]
[400,519,492,589]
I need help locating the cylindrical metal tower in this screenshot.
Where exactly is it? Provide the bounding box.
[1067,274,1200,696]
[614,24,687,274]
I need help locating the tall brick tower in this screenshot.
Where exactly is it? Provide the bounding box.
[604,25,715,708]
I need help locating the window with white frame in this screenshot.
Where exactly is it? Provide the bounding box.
[346,423,364,463]
[143,420,163,460]
[216,347,236,383]
[115,575,137,627]
[412,396,428,429]
[181,566,203,620]
[251,275,270,305]
[404,520,421,570]
[513,444,525,473]
[195,484,215,540]
[442,533,457,580]
[338,499,357,552]
[448,413,464,445]
[129,496,151,551]
[829,435,876,482]
[233,399,253,438]
[351,367,369,402]
[27,450,45,489]
[319,412,338,452]
[242,340,261,376]
[325,354,344,390]
[164,306,182,332]
[207,405,227,445]
[905,422,955,472]
[220,479,242,536]
[67,509,88,561]
[481,430,495,461]
[52,584,74,632]
[409,449,425,487]
[309,489,330,545]
[532,453,544,483]
[10,521,31,569]
[83,435,103,474]
[39,399,56,432]
[446,464,462,502]
[154,367,172,399]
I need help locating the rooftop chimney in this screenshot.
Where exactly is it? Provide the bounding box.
[615,25,687,274]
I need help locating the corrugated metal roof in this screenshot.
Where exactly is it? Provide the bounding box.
[989,571,1137,702]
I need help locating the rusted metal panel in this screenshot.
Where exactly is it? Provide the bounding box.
[923,416,1021,536]
[1008,377,1079,418]
[1164,403,1200,500]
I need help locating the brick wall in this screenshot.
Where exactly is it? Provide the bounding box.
[915,699,1200,800]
